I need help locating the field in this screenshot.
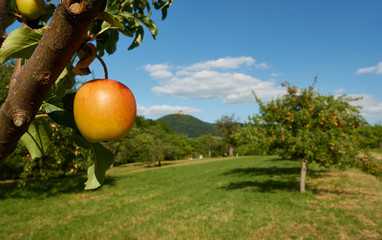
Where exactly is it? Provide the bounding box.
[1,156,382,239]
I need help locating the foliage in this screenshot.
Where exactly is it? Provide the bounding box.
[0,144,28,180]
[0,120,90,181]
[358,122,382,149]
[194,134,225,157]
[0,0,174,189]
[356,153,382,180]
[105,116,215,165]
[0,61,14,105]
[157,114,220,138]
[252,81,365,168]
[234,122,270,156]
[216,114,241,156]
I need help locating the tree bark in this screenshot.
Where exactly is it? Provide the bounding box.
[229,144,233,157]
[0,0,106,163]
[300,158,307,193]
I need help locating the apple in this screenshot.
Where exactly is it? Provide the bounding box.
[16,0,45,21]
[73,79,136,143]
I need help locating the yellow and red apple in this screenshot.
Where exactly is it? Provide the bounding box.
[73,79,136,143]
[16,0,45,21]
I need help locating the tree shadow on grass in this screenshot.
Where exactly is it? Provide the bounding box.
[221,164,327,192]
[0,175,117,199]
[223,179,301,192]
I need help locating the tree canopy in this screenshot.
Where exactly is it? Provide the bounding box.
[251,81,365,192]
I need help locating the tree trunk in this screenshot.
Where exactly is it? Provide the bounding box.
[300,158,307,193]
[229,144,233,157]
[0,0,106,163]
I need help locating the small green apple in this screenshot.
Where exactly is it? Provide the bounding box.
[16,0,45,21]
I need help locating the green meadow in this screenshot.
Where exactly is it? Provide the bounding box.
[1,156,382,240]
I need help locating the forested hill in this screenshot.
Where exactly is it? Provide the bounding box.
[157,114,220,138]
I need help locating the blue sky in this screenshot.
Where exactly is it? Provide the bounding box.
[13,0,382,123]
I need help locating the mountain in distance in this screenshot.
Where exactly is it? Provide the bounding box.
[157,113,220,138]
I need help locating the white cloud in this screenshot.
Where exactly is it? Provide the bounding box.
[335,88,346,94]
[144,56,283,105]
[348,94,382,121]
[137,104,202,118]
[186,56,256,71]
[355,62,382,75]
[144,64,173,80]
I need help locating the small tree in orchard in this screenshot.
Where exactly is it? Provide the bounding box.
[252,81,365,192]
[0,0,173,189]
[216,114,240,157]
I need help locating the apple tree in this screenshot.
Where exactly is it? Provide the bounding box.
[0,0,173,189]
[252,80,365,192]
[216,114,241,157]
[359,123,382,149]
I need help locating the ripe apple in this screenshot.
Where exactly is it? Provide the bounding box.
[16,0,45,21]
[73,79,136,143]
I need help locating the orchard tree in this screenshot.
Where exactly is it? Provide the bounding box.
[0,0,173,189]
[252,81,365,192]
[234,123,269,156]
[216,114,240,157]
[195,134,223,158]
[359,122,382,149]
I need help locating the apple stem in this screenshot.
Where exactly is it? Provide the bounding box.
[96,55,108,79]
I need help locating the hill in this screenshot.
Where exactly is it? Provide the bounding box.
[157,114,220,138]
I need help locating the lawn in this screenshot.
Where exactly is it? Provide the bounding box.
[1,156,382,239]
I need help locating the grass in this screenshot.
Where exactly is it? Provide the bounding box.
[371,148,382,155]
[1,156,382,239]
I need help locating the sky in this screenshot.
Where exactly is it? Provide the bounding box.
[12,0,382,124]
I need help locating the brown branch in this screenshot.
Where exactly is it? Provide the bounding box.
[0,0,10,45]
[0,0,107,162]
[8,58,22,93]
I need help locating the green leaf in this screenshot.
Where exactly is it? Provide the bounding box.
[40,3,56,23]
[8,0,17,13]
[152,0,173,20]
[84,143,114,190]
[53,65,76,97]
[73,134,92,149]
[133,13,158,38]
[96,38,105,57]
[105,29,119,55]
[128,25,144,51]
[97,11,133,37]
[0,26,46,63]
[20,118,52,159]
[44,92,78,131]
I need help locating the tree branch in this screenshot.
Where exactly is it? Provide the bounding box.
[8,58,22,93]
[0,0,106,162]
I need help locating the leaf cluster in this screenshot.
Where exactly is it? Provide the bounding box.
[251,82,365,167]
